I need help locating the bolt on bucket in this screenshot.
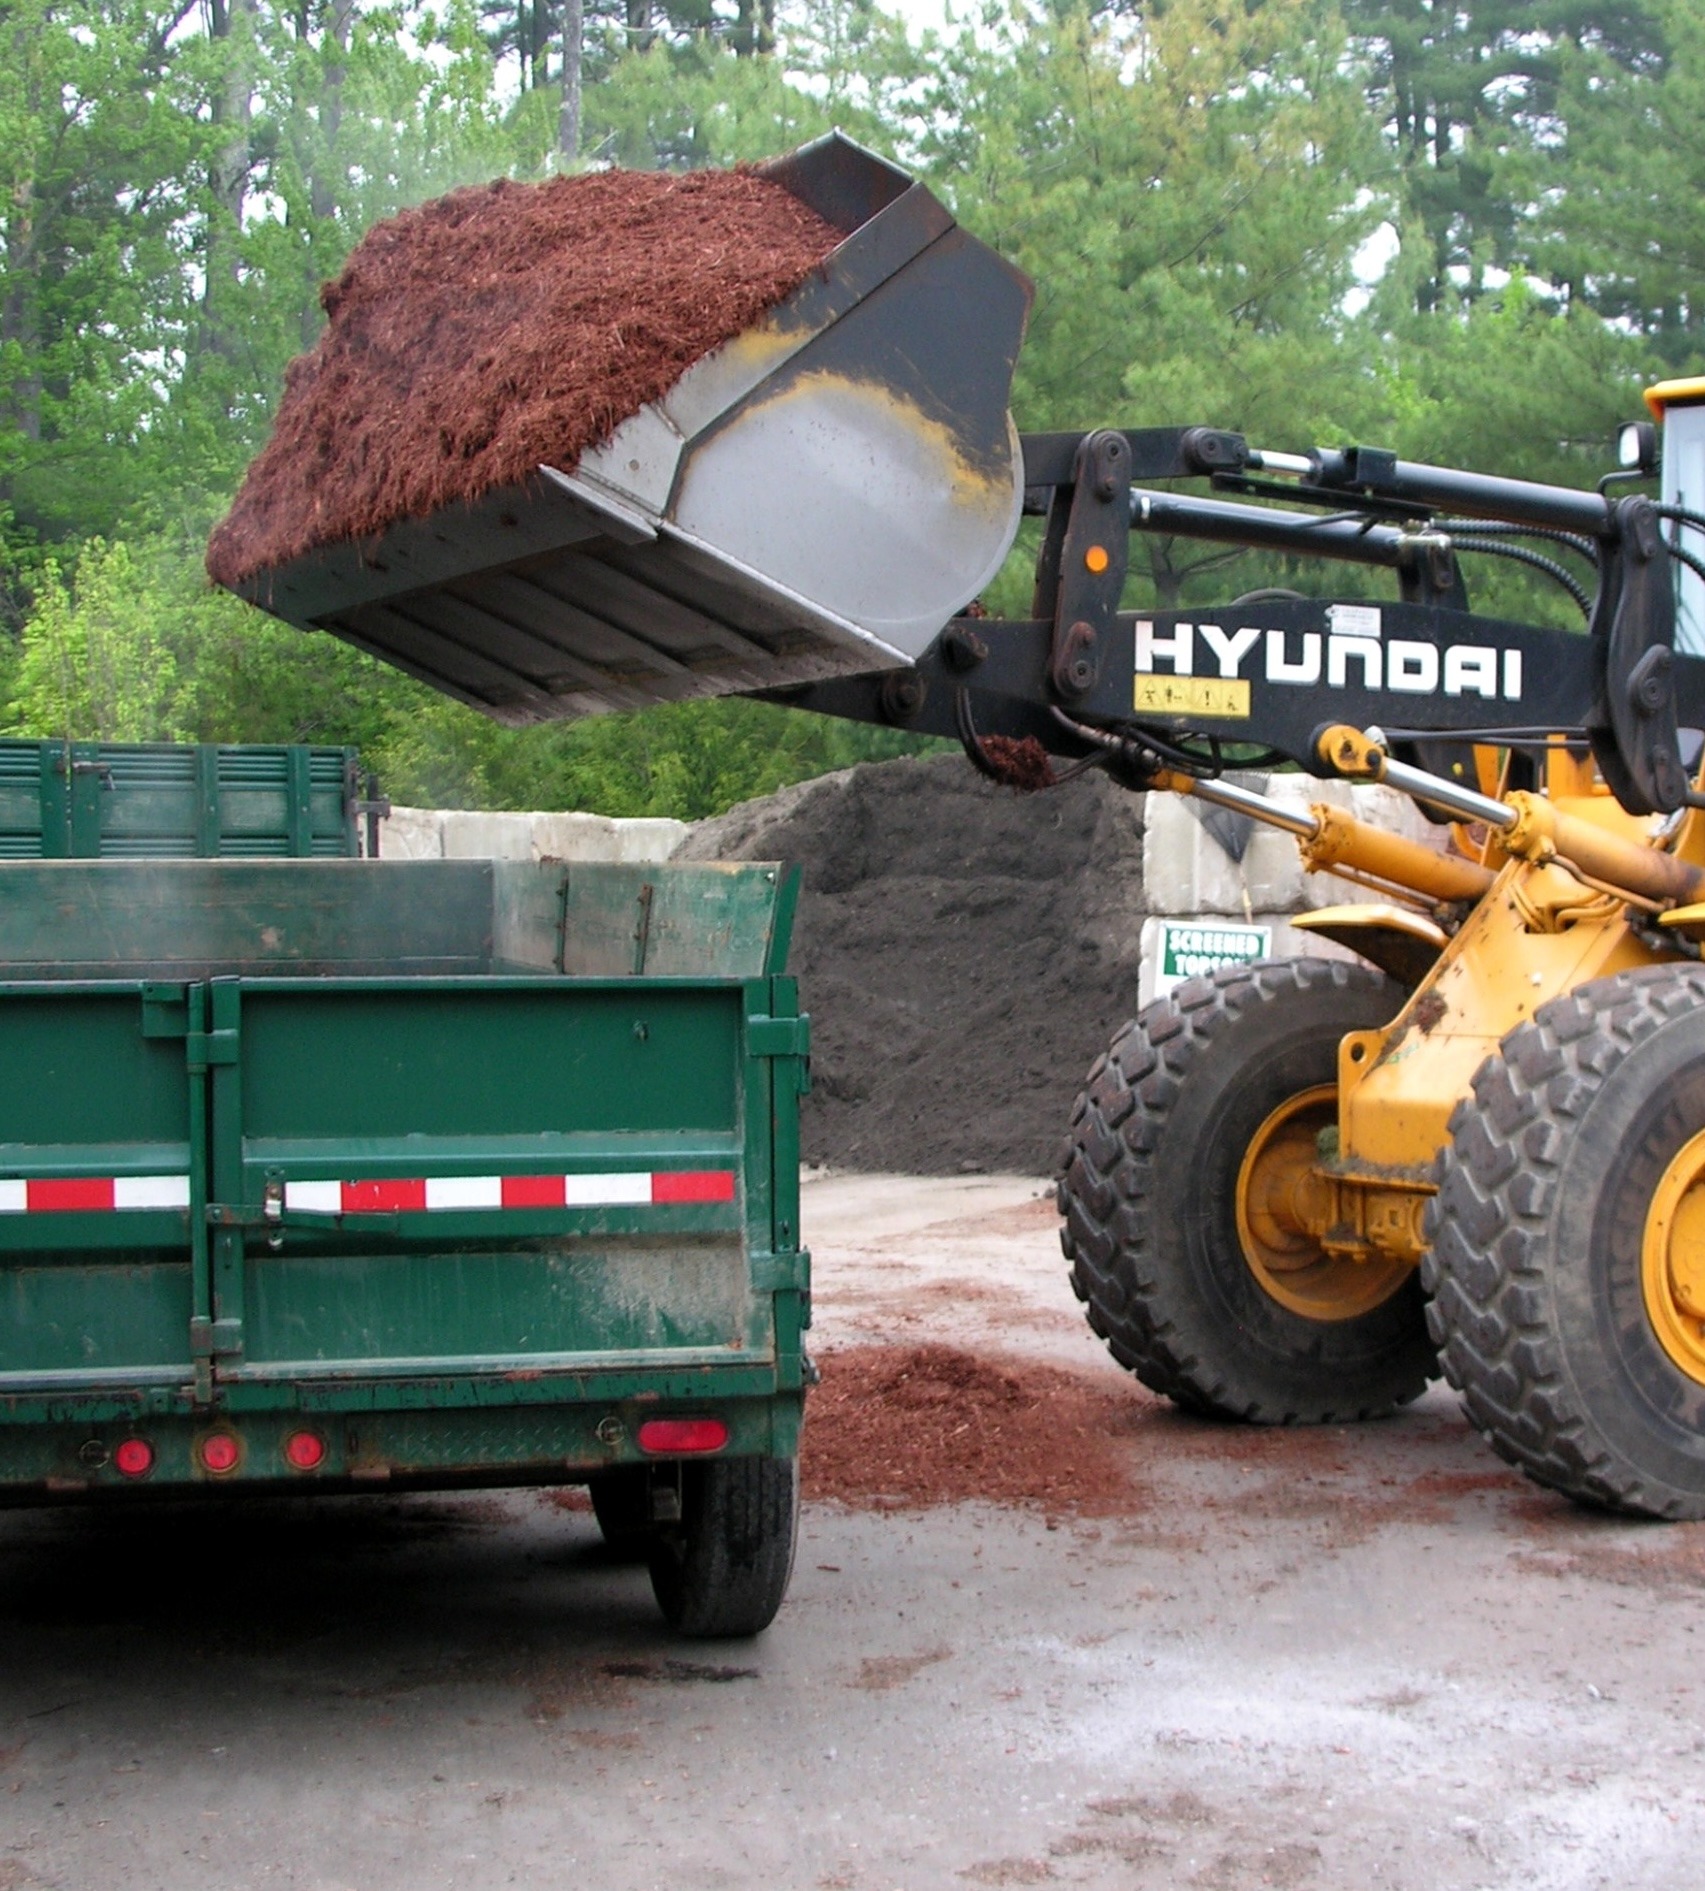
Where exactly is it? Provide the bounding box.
[213,134,1033,726]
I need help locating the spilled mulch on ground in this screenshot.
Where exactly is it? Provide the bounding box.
[208,167,841,587]
[1508,1522,1705,1592]
[799,1343,1143,1517]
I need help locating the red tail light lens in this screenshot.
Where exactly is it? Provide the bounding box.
[113,1438,154,1479]
[637,1417,729,1455]
[284,1431,325,1471]
[199,1432,241,1474]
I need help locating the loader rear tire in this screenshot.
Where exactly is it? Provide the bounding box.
[1058,958,1436,1423]
[648,1455,799,1638]
[1424,965,1705,1519]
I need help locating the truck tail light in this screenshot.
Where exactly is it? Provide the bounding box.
[284,1431,325,1471]
[637,1417,728,1455]
[113,1438,154,1478]
[199,1432,241,1474]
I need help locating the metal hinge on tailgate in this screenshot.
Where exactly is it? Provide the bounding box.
[747,1014,812,1092]
[747,1015,810,1056]
[139,984,239,1070]
[185,1029,239,1072]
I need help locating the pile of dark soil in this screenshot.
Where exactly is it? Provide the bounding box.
[207,168,841,588]
[677,752,1148,1174]
[800,1344,1142,1516]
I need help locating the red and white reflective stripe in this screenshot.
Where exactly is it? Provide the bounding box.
[0,1175,191,1214]
[283,1171,736,1214]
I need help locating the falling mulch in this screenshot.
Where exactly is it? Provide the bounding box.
[799,1343,1143,1517]
[207,167,842,588]
[676,752,1149,1174]
[977,735,1057,792]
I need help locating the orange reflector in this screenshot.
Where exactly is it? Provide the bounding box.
[113,1438,154,1479]
[1084,545,1110,574]
[199,1432,240,1474]
[637,1417,729,1455]
[284,1430,326,1471]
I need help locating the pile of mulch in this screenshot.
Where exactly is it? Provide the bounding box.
[799,1344,1142,1517]
[676,751,1149,1173]
[207,167,842,588]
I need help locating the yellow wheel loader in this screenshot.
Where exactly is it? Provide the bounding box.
[219,133,1705,1519]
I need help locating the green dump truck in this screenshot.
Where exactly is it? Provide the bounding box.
[0,856,809,1636]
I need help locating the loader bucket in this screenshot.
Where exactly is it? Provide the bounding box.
[222,135,1033,726]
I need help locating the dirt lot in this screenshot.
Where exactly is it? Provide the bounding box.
[3,1174,1704,1891]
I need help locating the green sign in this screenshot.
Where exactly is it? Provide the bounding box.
[1157,920,1271,995]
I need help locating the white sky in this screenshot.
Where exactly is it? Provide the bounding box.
[888,0,956,33]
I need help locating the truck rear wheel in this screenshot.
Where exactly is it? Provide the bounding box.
[1425,965,1705,1519]
[648,1454,799,1637]
[1059,958,1436,1422]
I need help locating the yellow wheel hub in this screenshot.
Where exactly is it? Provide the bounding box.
[1642,1128,1705,1384]
[1235,1084,1412,1322]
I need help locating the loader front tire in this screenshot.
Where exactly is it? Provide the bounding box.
[1425,965,1705,1519]
[1059,959,1436,1423]
[647,1454,799,1637]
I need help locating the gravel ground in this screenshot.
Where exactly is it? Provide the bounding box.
[3,1175,1703,1891]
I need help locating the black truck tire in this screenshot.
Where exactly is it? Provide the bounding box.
[1424,965,1705,1519]
[1059,958,1436,1422]
[648,1454,799,1637]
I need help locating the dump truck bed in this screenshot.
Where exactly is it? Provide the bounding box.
[0,859,809,1502]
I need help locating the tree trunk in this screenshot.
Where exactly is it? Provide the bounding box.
[531,0,549,90]
[305,0,357,346]
[559,0,582,165]
[310,0,355,222]
[734,0,774,57]
[204,0,259,361]
[626,0,652,53]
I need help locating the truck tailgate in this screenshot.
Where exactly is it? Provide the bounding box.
[0,861,808,1474]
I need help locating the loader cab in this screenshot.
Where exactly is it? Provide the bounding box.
[1645,378,1705,656]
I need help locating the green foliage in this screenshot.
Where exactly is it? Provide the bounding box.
[0,1,211,545]
[1344,1,1666,313]
[921,2,1385,426]
[3,532,933,815]
[11,541,190,742]
[901,2,1398,610]
[1531,0,1705,366]
[373,691,939,817]
[6,533,392,745]
[577,38,840,170]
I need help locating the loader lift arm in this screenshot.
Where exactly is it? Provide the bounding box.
[764,425,1705,823]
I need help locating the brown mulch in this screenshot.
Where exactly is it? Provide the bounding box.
[977,735,1057,792]
[799,1343,1144,1517]
[207,167,841,588]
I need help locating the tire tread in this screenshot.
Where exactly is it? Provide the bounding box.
[1423,963,1705,1519]
[1059,957,1434,1424]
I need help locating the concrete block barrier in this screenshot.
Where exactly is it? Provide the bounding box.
[379,807,687,864]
